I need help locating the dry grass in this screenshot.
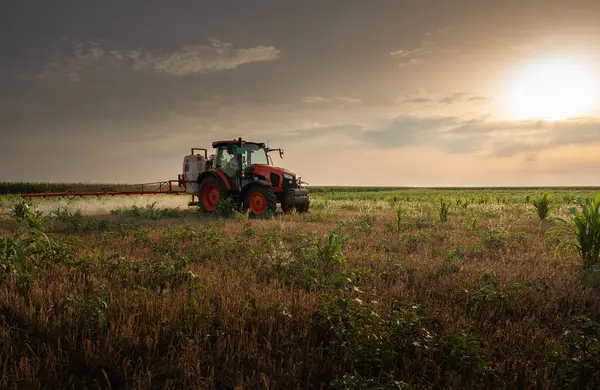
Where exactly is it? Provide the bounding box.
[1,190,600,389]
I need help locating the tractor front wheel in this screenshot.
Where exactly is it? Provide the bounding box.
[296,200,310,213]
[198,176,226,213]
[244,185,276,217]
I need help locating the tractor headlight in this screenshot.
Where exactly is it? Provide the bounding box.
[283,173,293,180]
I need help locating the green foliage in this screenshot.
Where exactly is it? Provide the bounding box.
[317,227,347,268]
[481,226,510,252]
[331,373,412,389]
[395,201,407,231]
[441,247,464,274]
[549,193,600,268]
[470,215,480,229]
[532,192,552,221]
[441,330,487,376]
[10,200,46,230]
[318,298,436,380]
[546,315,600,389]
[64,288,109,332]
[0,229,51,286]
[110,202,183,220]
[215,197,235,218]
[439,197,451,222]
[49,205,82,223]
[0,181,118,195]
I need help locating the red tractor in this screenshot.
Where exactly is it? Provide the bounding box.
[182,138,309,216]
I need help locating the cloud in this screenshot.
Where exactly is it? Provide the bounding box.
[40,38,280,81]
[302,96,331,104]
[390,28,455,67]
[397,92,488,106]
[301,96,362,104]
[336,96,362,104]
[281,114,600,159]
[132,39,279,76]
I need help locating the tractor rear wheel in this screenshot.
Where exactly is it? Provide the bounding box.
[244,185,276,217]
[198,176,226,213]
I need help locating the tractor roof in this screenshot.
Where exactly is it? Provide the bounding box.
[212,139,266,148]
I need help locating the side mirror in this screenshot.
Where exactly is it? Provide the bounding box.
[279,149,284,159]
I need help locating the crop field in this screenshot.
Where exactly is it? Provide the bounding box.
[1,186,600,389]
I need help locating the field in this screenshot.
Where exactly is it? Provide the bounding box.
[1,186,600,389]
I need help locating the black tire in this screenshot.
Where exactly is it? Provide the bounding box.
[296,199,310,213]
[243,185,276,217]
[197,175,227,213]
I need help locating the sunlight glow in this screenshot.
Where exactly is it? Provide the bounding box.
[508,58,597,120]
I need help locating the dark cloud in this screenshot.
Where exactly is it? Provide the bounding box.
[38,38,279,82]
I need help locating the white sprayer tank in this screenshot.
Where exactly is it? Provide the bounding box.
[182,154,206,194]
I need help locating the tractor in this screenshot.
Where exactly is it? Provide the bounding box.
[182,137,309,216]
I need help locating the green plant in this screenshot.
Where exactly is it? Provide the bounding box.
[395,201,407,231]
[549,193,600,269]
[532,192,552,221]
[215,197,235,218]
[471,215,480,229]
[64,289,109,332]
[547,315,600,389]
[482,226,509,252]
[439,197,451,222]
[10,200,46,230]
[110,202,183,220]
[330,373,412,389]
[49,205,82,223]
[317,227,347,267]
[442,330,487,377]
[0,229,52,286]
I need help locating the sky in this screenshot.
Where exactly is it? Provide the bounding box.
[2,0,600,186]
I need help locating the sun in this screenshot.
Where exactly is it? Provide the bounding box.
[507,58,597,120]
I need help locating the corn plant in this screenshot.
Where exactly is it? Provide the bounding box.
[471,215,480,229]
[532,192,552,221]
[439,197,451,222]
[395,201,408,231]
[317,227,346,267]
[549,193,600,269]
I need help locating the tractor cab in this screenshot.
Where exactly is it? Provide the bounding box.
[213,140,271,179]
[193,138,309,216]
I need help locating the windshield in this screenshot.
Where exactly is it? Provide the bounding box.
[243,144,269,167]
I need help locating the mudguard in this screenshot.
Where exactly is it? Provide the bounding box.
[197,170,231,191]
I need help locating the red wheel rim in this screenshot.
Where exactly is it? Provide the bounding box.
[249,192,266,214]
[201,184,220,211]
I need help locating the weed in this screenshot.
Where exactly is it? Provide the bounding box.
[441,330,487,377]
[110,202,183,220]
[546,315,600,388]
[481,226,510,252]
[215,197,235,218]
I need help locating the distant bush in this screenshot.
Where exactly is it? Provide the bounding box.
[0,181,119,194]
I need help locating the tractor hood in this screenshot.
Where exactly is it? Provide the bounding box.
[252,164,296,177]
